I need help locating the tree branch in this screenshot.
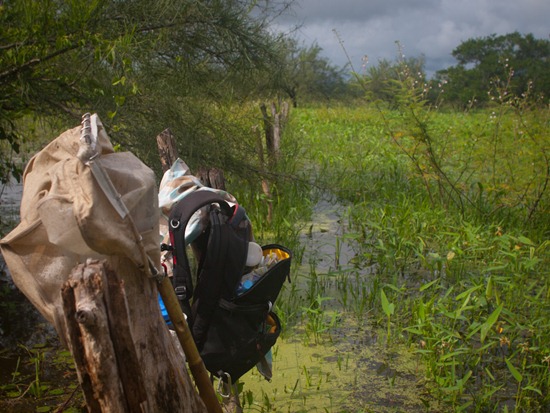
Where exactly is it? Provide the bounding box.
[0,44,79,81]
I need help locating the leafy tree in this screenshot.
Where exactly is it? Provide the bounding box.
[0,0,291,183]
[434,32,549,107]
[273,38,347,107]
[353,54,427,107]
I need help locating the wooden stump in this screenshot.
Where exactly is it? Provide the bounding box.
[196,167,226,191]
[156,128,179,173]
[62,259,207,412]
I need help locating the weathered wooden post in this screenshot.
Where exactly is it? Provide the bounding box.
[61,257,209,412]
[260,100,289,163]
[258,100,290,224]
[62,260,147,412]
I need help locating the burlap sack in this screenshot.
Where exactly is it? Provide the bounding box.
[0,115,159,342]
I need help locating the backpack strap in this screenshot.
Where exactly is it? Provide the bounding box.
[168,190,234,322]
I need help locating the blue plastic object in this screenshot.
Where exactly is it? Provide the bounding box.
[158,294,172,325]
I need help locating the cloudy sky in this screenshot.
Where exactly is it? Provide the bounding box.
[273,0,549,77]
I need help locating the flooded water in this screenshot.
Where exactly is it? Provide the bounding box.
[238,198,434,412]
[299,198,357,270]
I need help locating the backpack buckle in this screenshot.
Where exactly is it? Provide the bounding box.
[160,243,173,252]
[174,285,187,300]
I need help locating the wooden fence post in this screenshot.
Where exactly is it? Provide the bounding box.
[258,100,289,224]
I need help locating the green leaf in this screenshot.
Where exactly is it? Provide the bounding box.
[465,322,482,340]
[112,75,126,86]
[523,385,542,396]
[403,327,424,335]
[505,358,523,383]
[419,278,439,291]
[439,349,469,361]
[455,284,482,300]
[380,289,394,316]
[385,283,402,293]
[517,235,535,246]
[48,388,65,395]
[485,275,493,300]
[458,370,472,387]
[480,304,503,343]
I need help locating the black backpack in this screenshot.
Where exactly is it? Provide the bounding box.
[165,190,291,382]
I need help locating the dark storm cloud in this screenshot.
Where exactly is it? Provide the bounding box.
[280,0,440,23]
[274,0,550,77]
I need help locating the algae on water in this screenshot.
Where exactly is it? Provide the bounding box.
[240,315,436,412]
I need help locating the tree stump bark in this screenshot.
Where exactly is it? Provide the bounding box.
[62,259,207,412]
[258,101,289,224]
[261,100,289,164]
[156,128,179,173]
[196,167,226,191]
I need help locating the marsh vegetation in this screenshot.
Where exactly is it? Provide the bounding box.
[1,2,548,411]
[235,85,549,411]
[2,83,549,412]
